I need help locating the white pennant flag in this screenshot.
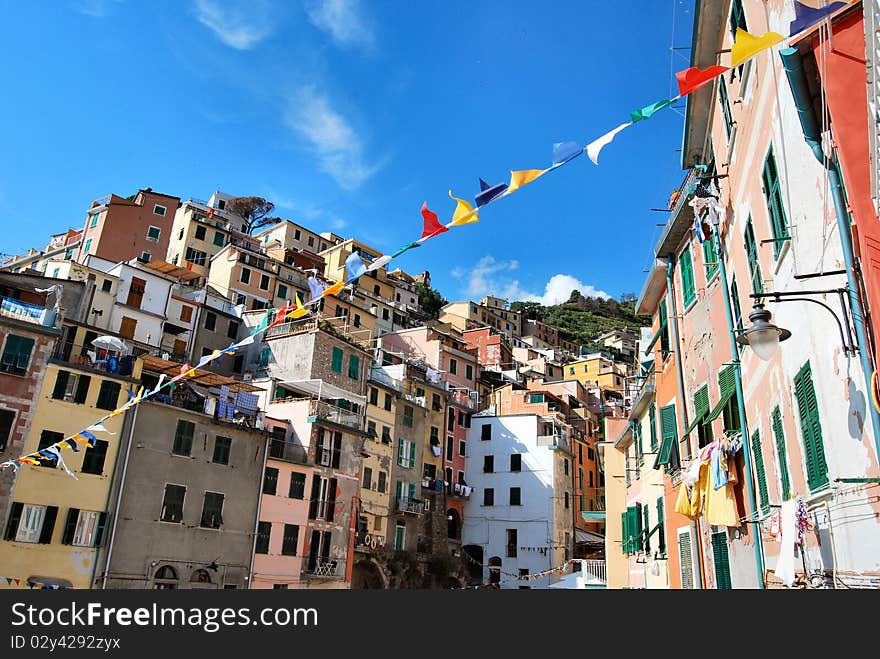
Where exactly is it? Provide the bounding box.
[236,335,256,347]
[366,255,392,273]
[44,446,77,480]
[586,122,632,165]
[86,422,114,435]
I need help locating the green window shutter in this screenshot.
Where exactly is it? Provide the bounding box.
[658,299,670,356]
[718,366,735,399]
[751,429,770,513]
[408,442,415,468]
[408,483,417,501]
[793,362,828,491]
[679,247,695,307]
[397,439,405,466]
[730,277,744,350]
[642,505,650,554]
[331,347,343,373]
[655,404,678,468]
[744,218,764,294]
[649,403,658,451]
[719,75,734,138]
[694,386,710,419]
[621,512,629,553]
[772,406,791,501]
[711,531,732,590]
[348,354,360,379]
[656,498,666,555]
[763,146,789,258]
[703,237,719,280]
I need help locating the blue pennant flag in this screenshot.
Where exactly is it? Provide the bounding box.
[552,141,583,166]
[474,178,508,208]
[790,1,847,36]
[345,251,367,282]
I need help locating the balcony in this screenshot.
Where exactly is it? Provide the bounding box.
[577,559,607,587]
[301,558,341,579]
[50,341,138,378]
[268,439,310,464]
[450,388,477,411]
[536,433,559,447]
[1,297,55,327]
[395,496,426,515]
[309,398,363,430]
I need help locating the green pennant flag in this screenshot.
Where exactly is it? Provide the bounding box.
[630,99,675,123]
[5,577,12,585]
[391,241,422,258]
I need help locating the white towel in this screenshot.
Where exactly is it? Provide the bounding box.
[774,499,797,587]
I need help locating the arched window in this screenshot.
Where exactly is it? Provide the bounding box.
[190,569,211,584]
[488,556,502,585]
[153,565,178,590]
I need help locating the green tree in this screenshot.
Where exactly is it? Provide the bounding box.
[417,282,447,320]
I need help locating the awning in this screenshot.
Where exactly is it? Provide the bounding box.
[139,354,262,392]
[163,322,189,335]
[575,528,605,545]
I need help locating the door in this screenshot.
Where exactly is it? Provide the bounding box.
[126,277,146,308]
[173,339,187,356]
[119,317,137,340]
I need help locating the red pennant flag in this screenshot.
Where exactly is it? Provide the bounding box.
[419,202,449,241]
[675,65,729,97]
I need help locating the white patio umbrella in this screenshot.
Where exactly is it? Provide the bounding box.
[92,335,127,353]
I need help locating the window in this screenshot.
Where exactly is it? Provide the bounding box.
[703,234,719,280]
[227,320,239,339]
[240,268,251,285]
[459,440,466,457]
[213,231,225,247]
[377,471,387,493]
[510,487,521,506]
[382,309,390,320]
[384,392,392,411]
[52,370,91,404]
[403,405,413,428]
[381,426,392,444]
[288,472,306,499]
[348,354,360,379]
[718,366,740,434]
[772,407,791,501]
[200,492,224,529]
[529,393,544,404]
[204,312,217,331]
[1,335,34,376]
[142,252,153,265]
[368,388,378,406]
[281,524,299,556]
[294,229,301,240]
[432,393,441,411]
[763,146,789,258]
[259,274,270,291]
[354,314,361,328]
[564,492,570,508]
[235,293,246,307]
[481,424,492,441]
[212,436,231,465]
[564,459,569,476]
[101,279,112,293]
[658,299,670,357]
[694,385,713,448]
[466,364,474,380]
[751,429,770,513]
[194,225,206,241]
[362,466,373,489]
[308,236,314,247]
[793,361,828,491]
[445,435,454,460]
[394,521,405,550]
[449,359,457,375]
[649,403,658,451]
[81,440,108,475]
[679,530,695,589]
[397,439,416,468]
[178,305,193,323]
[506,529,517,557]
[172,420,195,456]
[331,347,343,374]
[744,217,763,293]
[125,277,146,309]
[89,212,100,228]
[510,453,521,472]
[160,484,186,522]
[153,204,167,216]
[423,462,436,479]
[483,488,494,506]
[36,430,63,468]
[83,238,92,254]
[0,408,15,452]
[277,284,288,301]
[317,428,342,468]
[483,455,494,473]
[679,245,695,307]
[185,247,207,266]
[656,404,679,470]
[62,509,107,547]
[255,522,271,554]
[5,503,57,544]
[719,75,734,138]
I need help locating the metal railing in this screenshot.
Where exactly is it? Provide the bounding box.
[268,439,309,464]
[302,558,341,578]
[50,341,138,377]
[0,297,53,327]
[579,560,606,585]
[395,497,425,515]
[310,398,362,429]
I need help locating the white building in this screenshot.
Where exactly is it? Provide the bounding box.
[462,413,574,589]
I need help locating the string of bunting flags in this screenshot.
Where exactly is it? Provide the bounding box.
[0,0,847,475]
[0,576,66,590]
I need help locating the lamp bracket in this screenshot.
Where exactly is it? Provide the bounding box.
[750,288,856,355]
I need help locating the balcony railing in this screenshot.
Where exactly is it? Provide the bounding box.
[50,342,138,377]
[268,439,309,464]
[450,388,477,411]
[395,497,425,515]
[1,297,55,327]
[310,398,363,430]
[578,559,607,586]
[302,558,341,578]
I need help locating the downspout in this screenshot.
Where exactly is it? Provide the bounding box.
[248,432,270,589]
[780,46,880,460]
[664,262,704,589]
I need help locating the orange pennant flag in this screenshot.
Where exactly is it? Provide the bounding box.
[730,28,784,67]
[508,169,546,193]
[322,281,345,298]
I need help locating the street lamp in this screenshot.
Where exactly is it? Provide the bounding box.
[735,303,791,361]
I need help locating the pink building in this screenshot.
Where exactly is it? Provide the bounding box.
[379,325,478,392]
[462,327,512,372]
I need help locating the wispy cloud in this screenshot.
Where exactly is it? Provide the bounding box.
[284,86,384,190]
[75,0,122,17]
[329,217,348,231]
[454,256,610,305]
[304,0,374,50]
[194,0,275,50]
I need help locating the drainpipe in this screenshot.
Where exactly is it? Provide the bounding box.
[664,262,704,589]
[780,46,880,460]
[247,433,270,589]
[709,224,766,588]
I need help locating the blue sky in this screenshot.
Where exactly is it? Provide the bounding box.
[0,0,694,304]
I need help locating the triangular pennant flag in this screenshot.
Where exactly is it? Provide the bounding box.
[286,294,309,320]
[221,342,238,355]
[730,28,784,67]
[255,309,273,333]
[344,251,367,282]
[13,578,20,586]
[307,277,325,302]
[63,438,80,453]
[155,374,167,391]
[5,577,12,585]
[448,191,479,226]
[236,334,256,347]
[365,255,392,272]
[790,1,847,36]
[78,430,98,448]
[419,202,449,241]
[322,281,345,298]
[675,65,729,97]
[390,242,421,259]
[586,122,632,165]
[507,169,546,194]
[43,446,77,480]
[474,179,508,208]
[630,99,674,123]
[552,141,583,166]
[19,457,40,465]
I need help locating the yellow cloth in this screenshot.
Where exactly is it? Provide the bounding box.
[286,294,308,319]
[730,28,784,67]
[675,481,693,518]
[508,169,546,193]
[704,457,740,527]
[449,191,479,226]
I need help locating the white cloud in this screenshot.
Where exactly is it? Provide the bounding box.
[194,0,274,50]
[284,86,383,190]
[329,217,348,231]
[455,256,610,305]
[75,0,122,17]
[304,0,374,50]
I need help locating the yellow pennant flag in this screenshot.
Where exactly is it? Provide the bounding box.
[20,457,40,465]
[508,169,546,193]
[449,191,479,226]
[286,294,308,319]
[731,28,784,67]
[322,281,345,298]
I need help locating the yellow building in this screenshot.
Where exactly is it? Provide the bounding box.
[0,325,141,589]
[361,375,396,542]
[439,297,522,340]
[563,353,628,392]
